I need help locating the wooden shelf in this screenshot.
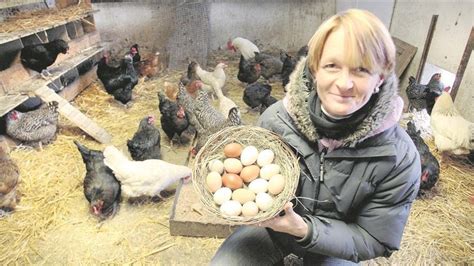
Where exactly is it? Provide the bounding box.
[0,10,98,46]
[0,45,103,117]
[0,0,44,10]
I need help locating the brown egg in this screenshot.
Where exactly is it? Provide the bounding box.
[240,165,260,183]
[224,143,243,158]
[222,173,243,190]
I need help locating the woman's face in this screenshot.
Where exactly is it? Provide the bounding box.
[314,28,383,117]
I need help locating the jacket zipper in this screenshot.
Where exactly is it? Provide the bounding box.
[319,148,327,182]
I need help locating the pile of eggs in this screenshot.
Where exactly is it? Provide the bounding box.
[205,143,285,218]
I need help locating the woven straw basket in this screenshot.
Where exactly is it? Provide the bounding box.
[192,125,300,225]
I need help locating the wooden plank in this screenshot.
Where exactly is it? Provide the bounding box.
[169,180,238,238]
[0,94,29,117]
[0,0,43,9]
[451,27,474,101]
[416,15,438,81]
[393,37,417,78]
[34,86,112,144]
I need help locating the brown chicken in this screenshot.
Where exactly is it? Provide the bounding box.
[6,101,59,147]
[0,141,20,214]
[137,52,161,79]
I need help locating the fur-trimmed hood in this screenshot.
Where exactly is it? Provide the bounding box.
[283,57,402,147]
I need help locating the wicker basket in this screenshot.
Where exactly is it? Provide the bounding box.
[192,125,300,225]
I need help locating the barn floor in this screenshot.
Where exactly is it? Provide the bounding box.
[0,52,473,265]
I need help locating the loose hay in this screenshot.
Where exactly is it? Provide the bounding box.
[193,125,300,225]
[0,52,472,264]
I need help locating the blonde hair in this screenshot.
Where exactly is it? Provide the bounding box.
[307,9,396,76]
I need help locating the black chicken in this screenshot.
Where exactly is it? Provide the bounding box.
[237,55,261,84]
[406,121,440,196]
[280,45,308,89]
[280,52,296,88]
[254,52,283,80]
[129,44,141,64]
[20,39,69,77]
[406,73,444,113]
[243,82,278,113]
[158,91,191,146]
[127,115,161,161]
[97,54,138,104]
[74,140,121,220]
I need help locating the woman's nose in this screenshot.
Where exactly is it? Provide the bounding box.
[335,69,354,90]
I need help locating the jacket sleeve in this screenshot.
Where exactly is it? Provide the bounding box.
[299,149,421,262]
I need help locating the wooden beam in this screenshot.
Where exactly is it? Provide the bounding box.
[34,86,112,144]
[451,27,474,101]
[416,15,438,81]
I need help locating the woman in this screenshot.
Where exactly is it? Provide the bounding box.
[211,9,420,265]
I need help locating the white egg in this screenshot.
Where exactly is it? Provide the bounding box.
[257,149,275,167]
[248,178,268,194]
[268,174,285,195]
[220,200,242,216]
[256,192,274,211]
[240,146,259,166]
[206,171,222,192]
[213,187,232,205]
[242,201,259,217]
[260,164,280,180]
[208,159,224,174]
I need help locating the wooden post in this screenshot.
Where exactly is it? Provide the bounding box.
[451,27,474,101]
[416,15,438,82]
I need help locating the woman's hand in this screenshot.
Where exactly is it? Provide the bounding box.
[258,202,308,238]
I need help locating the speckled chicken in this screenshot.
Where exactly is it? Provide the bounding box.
[6,101,59,147]
[0,142,20,214]
[406,121,439,196]
[177,84,241,154]
[103,145,192,199]
[74,141,121,220]
[127,115,161,161]
[406,73,444,113]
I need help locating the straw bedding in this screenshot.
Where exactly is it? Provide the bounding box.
[0,51,472,264]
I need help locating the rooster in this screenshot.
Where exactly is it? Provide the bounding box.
[20,39,69,78]
[227,37,260,60]
[0,142,20,214]
[103,145,191,199]
[431,92,474,156]
[6,101,59,147]
[127,115,161,161]
[74,141,121,220]
[406,122,439,196]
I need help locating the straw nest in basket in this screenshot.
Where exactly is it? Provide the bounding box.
[192,125,300,225]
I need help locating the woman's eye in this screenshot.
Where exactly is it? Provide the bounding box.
[356,67,370,74]
[324,63,337,69]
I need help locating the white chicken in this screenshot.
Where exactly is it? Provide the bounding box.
[430,92,474,155]
[195,62,227,91]
[227,37,260,60]
[213,81,240,119]
[103,145,191,199]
